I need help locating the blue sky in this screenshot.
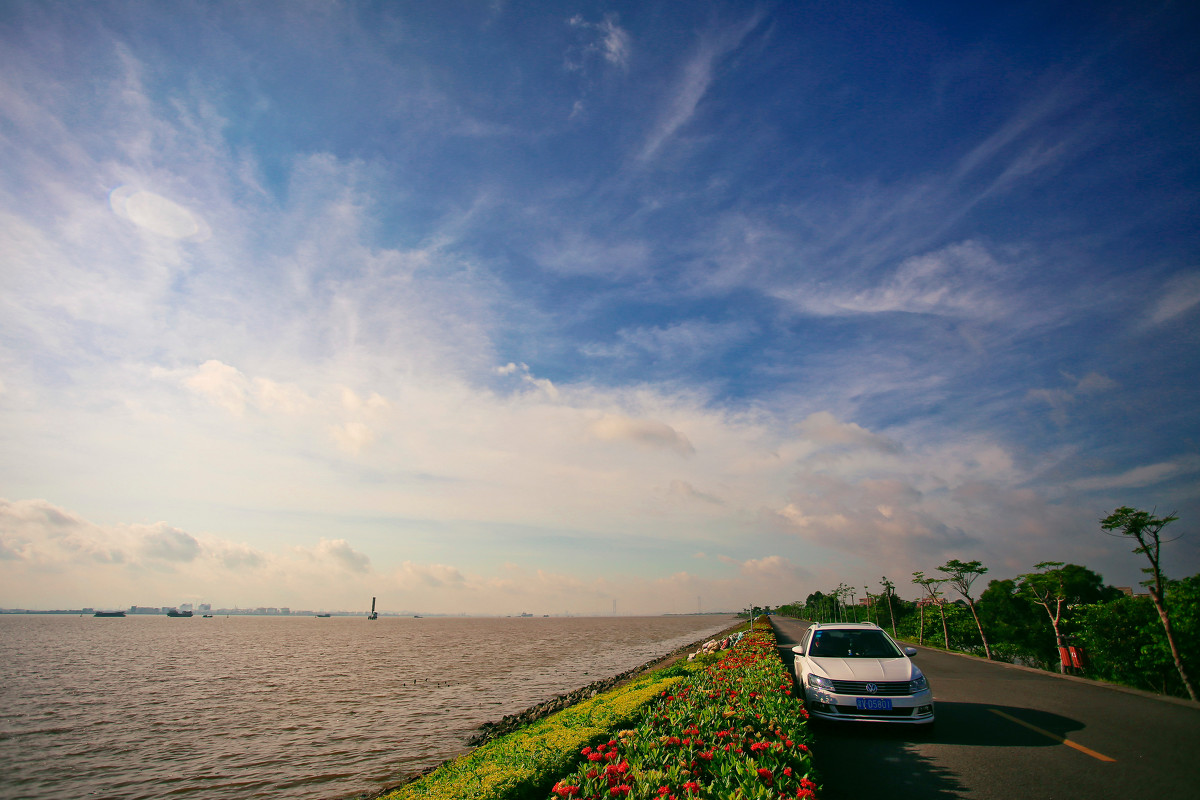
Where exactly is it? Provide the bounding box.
[2,1,1198,614]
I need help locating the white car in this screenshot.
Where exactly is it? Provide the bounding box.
[793,621,934,725]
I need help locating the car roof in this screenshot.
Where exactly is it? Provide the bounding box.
[809,621,884,630]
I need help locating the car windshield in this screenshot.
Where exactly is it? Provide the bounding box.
[809,629,903,659]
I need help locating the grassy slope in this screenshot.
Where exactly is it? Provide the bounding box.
[382,666,696,800]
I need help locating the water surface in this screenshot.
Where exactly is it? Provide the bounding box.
[0,614,736,799]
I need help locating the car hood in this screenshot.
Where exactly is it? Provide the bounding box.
[809,657,915,681]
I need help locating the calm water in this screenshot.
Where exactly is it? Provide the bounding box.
[0,614,736,800]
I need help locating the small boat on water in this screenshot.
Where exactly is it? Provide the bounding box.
[166,609,193,618]
[315,613,331,617]
[93,610,126,618]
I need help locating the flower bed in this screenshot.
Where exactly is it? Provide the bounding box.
[548,624,820,800]
[382,667,693,800]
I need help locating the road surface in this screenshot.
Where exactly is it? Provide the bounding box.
[770,616,1200,799]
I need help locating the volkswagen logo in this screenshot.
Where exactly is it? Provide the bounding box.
[865,683,878,694]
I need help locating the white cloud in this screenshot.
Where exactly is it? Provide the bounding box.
[533,231,652,278]
[584,320,757,362]
[780,241,1008,319]
[637,13,763,163]
[590,413,695,456]
[1067,459,1198,492]
[397,560,466,587]
[184,360,251,416]
[137,523,202,563]
[797,411,901,454]
[566,13,632,71]
[109,186,210,241]
[304,538,371,573]
[1149,272,1200,326]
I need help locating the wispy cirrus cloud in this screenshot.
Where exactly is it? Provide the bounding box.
[637,11,764,163]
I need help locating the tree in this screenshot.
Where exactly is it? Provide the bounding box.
[977,579,1045,665]
[1100,507,1196,701]
[912,571,949,648]
[1018,561,1072,673]
[880,576,897,637]
[938,558,993,660]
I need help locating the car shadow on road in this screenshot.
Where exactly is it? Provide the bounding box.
[772,635,1093,799]
[805,701,1094,799]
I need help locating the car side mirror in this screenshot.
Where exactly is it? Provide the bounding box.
[904,647,918,657]
[791,645,805,655]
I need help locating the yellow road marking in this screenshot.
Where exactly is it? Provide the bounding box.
[988,709,1116,762]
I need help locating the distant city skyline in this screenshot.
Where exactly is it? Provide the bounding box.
[2,2,1199,614]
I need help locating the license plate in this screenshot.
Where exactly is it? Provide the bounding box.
[856,697,892,711]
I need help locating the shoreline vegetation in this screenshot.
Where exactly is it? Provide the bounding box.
[364,618,817,800]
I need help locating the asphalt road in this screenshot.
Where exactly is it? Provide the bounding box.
[769,616,1200,800]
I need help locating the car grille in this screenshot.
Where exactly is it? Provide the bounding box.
[830,680,911,696]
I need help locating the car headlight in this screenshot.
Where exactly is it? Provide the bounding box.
[909,673,928,692]
[807,673,834,691]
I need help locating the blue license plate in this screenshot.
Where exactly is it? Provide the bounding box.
[856,697,892,711]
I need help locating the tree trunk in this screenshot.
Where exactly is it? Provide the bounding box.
[918,603,925,646]
[1045,608,1065,674]
[1150,591,1198,701]
[967,598,992,660]
[886,595,896,637]
[938,602,949,649]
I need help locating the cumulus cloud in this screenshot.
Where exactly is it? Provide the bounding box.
[305,538,371,573]
[797,411,901,454]
[183,360,251,416]
[332,421,374,454]
[0,498,268,577]
[137,523,201,562]
[740,555,804,580]
[397,560,466,587]
[590,413,695,456]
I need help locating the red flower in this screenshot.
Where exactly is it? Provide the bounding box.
[553,782,581,798]
[757,767,774,786]
[609,785,631,797]
[682,782,700,795]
